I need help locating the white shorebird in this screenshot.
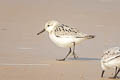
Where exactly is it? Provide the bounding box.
[37,20,95,61]
[101,47,120,78]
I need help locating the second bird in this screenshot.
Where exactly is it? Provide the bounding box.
[37,20,95,61]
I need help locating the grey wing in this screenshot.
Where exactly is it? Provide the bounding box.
[103,47,120,56]
[54,24,87,38]
[102,47,120,62]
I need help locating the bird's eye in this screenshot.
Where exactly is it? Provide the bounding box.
[48,25,50,27]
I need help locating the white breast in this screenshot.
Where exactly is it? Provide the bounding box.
[102,57,120,70]
[49,32,86,48]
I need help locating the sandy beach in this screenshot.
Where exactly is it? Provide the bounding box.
[0,0,120,80]
[0,59,119,80]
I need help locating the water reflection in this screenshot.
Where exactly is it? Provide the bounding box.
[69,57,100,61]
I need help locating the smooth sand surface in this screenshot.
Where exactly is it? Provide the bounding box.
[0,0,120,80]
[0,60,119,80]
[0,60,100,80]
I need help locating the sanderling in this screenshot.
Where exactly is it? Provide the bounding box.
[101,47,120,78]
[37,20,95,61]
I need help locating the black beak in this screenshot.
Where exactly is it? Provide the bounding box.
[37,29,45,35]
[101,70,105,78]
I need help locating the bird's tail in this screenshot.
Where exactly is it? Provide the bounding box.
[85,35,95,39]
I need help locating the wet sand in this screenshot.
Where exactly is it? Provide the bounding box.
[0,60,100,80]
[0,59,119,80]
[0,0,120,80]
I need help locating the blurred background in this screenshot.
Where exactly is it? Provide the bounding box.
[0,0,120,63]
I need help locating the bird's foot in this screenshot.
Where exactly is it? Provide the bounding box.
[109,76,119,79]
[73,54,79,60]
[56,58,65,61]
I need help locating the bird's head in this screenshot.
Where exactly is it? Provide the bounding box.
[37,20,59,35]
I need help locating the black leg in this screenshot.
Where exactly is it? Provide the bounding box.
[56,48,72,61]
[115,67,118,74]
[72,42,78,59]
[113,68,120,78]
[115,67,119,78]
[101,70,105,78]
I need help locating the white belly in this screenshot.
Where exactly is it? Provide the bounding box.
[49,33,86,48]
[104,57,120,69]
